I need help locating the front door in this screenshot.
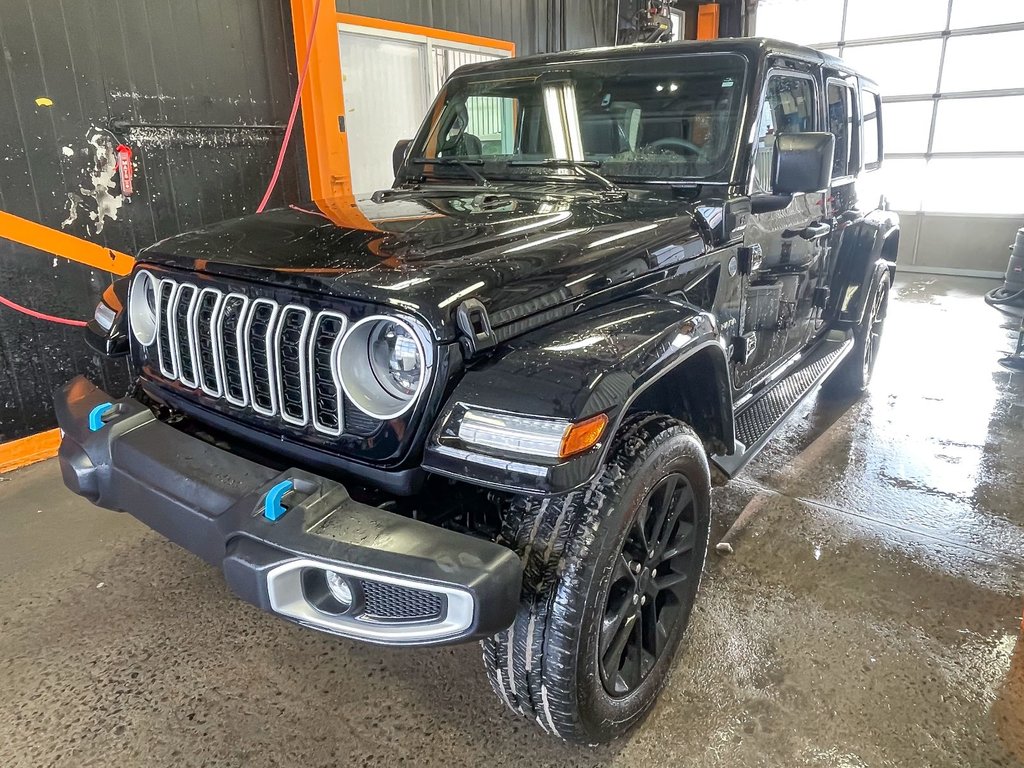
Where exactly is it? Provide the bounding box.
[733,70,829,389]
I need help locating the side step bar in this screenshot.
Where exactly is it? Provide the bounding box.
[712,332,854,480]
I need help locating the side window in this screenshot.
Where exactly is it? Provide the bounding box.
[860,87,882,170]
[827,81,858,177]
[753,74,815,193]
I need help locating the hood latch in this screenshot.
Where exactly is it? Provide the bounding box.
[456,298,498,357]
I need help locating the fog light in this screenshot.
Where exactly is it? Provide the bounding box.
[325,570,353,607]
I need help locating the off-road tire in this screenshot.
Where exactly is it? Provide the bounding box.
[481,414,711,743]
[824,269,890,396]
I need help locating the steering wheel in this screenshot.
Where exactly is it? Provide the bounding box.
[645,137,703,156]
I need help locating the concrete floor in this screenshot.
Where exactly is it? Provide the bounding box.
[2,275,1023,767]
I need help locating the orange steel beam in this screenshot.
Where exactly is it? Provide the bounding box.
[290,0,352,209]
[0,210,134,275]
[0,209,134,475]
[0,428,61,474]
[697,3,720,40]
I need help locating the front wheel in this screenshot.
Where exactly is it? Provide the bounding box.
[481,414,711,743]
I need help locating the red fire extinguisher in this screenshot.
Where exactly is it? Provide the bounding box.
[115,144,134,198]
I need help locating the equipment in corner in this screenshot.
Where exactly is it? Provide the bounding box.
[618,1,677,44]
[986,227,1024,313]
[998,322,1024,373]
[988,228,1024,372]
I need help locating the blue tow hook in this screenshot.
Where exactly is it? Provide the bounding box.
[263,480,294,521]
[88,402,114,432]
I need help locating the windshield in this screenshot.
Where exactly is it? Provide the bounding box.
[407,53,746,185]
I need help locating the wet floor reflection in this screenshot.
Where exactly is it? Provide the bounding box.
[740,276,1024,582]
[995,616,1024,762]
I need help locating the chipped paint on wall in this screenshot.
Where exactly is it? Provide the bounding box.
[61,192,83,229]
[79,132,123,234]
[0,0,307,443]
[126,125,279,149]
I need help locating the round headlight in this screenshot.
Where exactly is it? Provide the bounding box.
[369,321,422,397]
[128,270,159,346]
[338,316,426,420]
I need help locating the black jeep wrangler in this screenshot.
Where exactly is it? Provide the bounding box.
[58,38,897,743]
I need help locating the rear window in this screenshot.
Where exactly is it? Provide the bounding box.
[860,86,883,170]
[827,79,859,177]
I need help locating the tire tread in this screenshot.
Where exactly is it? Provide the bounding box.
[481,413,709,742]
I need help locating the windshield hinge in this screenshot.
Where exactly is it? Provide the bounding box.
[455,298,498,357]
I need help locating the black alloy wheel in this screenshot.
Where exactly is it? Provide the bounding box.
[861,276,889,386]
[599,472,699,696]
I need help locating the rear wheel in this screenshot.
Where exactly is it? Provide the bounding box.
[481,414,711,743]
[825,271,890,395]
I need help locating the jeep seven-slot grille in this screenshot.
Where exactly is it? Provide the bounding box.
[152,276,377,438]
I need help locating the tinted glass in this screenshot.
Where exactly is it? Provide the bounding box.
[752,74,816,193]
[861,88,882,167]
[414,54,747,183]
[827,81,857,176]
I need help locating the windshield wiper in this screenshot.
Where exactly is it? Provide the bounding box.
[506,158,626,197]
[410,156,490,187]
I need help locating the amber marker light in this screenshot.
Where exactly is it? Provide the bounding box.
[559,413,609,458]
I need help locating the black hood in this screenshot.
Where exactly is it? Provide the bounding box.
[139,188,708,341]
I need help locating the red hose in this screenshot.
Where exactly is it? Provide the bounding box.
[256,0,324,213]
[0,294,87,327]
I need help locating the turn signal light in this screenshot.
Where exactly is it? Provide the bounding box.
[559,413,609,458]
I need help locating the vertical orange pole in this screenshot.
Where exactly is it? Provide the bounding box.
[697,3,720,40]
[290,0,351,201]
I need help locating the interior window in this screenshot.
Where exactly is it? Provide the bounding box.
[465,95,516,156]
[827,81,858,177]
[861,87,882,169]
[753,74,815,193]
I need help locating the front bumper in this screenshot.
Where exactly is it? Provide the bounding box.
[54,376,522,646]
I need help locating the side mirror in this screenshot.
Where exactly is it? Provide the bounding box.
[772,132,835,195]
[392,139,412,177]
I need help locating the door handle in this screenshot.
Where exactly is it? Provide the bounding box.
[783,222,832,240]
[800,222,831,240]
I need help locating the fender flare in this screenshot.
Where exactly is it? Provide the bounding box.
[833,209,899,326]
[421,294,734,496]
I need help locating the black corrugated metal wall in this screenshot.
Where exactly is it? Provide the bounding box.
[0,0,304,442]
[336,1,616,54]
[0,0,614,444]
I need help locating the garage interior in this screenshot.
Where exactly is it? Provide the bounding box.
[1,1,1022,766]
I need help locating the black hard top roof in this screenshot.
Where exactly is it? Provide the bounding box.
[454,37,875,88]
